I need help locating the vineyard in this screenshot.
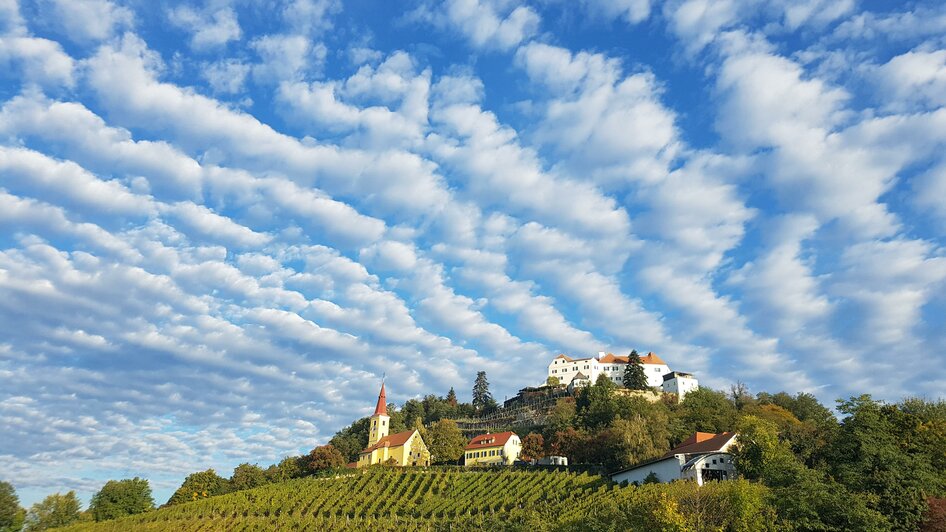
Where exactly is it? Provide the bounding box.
[58,468,613,531]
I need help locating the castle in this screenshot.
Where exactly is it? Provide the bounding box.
[548,351,699,399]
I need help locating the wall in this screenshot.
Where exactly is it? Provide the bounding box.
[611,456,683,485]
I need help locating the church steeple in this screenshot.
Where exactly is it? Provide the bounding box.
[368,380,389,446]
[373,382,387,416]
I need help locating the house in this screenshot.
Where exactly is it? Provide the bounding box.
[567,372,591,393]
[661,371,700,401]
[548,352,672,389]
[357,382,430,467]
[611,432,737,486]
[464,431,522,466]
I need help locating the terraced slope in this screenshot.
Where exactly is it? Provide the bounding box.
[60,468,612,531]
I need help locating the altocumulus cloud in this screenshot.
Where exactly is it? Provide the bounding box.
[1,0,945,507]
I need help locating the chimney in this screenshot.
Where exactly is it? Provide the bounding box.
[597,351,605,360]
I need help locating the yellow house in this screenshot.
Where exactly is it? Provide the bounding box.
[357,383,430,467]
[464,431,521,466]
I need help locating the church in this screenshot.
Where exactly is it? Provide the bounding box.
[356,382,430,467]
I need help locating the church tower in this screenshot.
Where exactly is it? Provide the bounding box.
[367,382,389,446]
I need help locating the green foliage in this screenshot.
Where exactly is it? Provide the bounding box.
[24,491,81,531]
[546,375,561,387]
[426,419,466,464]
[826,395,940,531]
[472,371,496,413]
[303,445,347,473]
[622,350,648,390]
[229,463,268,492]
[89,478,154,522]
[446,387,458,407]
[329,416,371,462]
[570,480,777,532]
[675,387,738,437]
[165,469,230,506]
[0,481,23,532]
[265,456,303,483]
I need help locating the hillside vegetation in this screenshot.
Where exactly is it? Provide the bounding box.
[56,468,778,531]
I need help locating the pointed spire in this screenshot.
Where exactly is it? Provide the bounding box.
[373,380,387,416]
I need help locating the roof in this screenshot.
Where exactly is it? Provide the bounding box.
[663,432,736,458]
[360,429,417,454]
[662,371,694,381]
[373,382,387,416]
[572,372,589,380]
[640,352,666,365]
[465,431,517,450]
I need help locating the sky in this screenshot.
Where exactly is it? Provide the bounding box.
[1,0,945,508]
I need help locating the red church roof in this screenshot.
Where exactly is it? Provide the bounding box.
[361,429,417,454]
[373,382,387,416]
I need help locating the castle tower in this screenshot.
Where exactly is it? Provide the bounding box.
[367,382,389,446]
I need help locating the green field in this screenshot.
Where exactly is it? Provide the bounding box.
[58,468,613,531]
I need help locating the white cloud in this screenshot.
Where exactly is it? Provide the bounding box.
[164,202,272,249]
[0,36,74,87]
[252,34,324,83]
[283,0,341,35]
[44,0,133,42]
[874,49,946,112]
[202,59,250,95]
[168,5,241,51]
[415,0,540,51]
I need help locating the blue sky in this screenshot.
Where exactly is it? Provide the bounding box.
[2,0,946,508]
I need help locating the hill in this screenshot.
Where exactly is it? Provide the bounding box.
[57,468,612,531]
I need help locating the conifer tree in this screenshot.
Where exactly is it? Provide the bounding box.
[446,387,458,407]
[472,371,495,412]
[623,350,649,390]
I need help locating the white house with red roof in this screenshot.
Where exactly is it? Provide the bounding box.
[548,351,673,389]
[611,432,738,486]
[463,431,522,466]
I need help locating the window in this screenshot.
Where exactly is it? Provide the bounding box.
[382,420,386,425]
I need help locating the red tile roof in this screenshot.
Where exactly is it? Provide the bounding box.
[640,352,666,365]
[664,432,736,457]
[360,429,417,454]
[465,431,517,450]
[373,383,387,416]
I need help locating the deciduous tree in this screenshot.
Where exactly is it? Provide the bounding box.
[304,444,347,473]
[89,478,154,522]
[520,433,545,461]
[166,469,230,506]
[0,481,24,532]
[426,419,466,464]
[230,463,268,491]
[24,491,80,531]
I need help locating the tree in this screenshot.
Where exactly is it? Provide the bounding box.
[446,387,458,407]
[89,478,153,522]
[23,492,80,531]
[546,376,561,387]
[675,387,738,436]
[622,350,648,390]
[230,463,268,491]
[303,444,347,473]
[426,419,466,464]
[520,433,545,461]
[472,371,495,413]
[0,481,24,532]
[266,456,303,483]
[328,416,371,462]
[166,469,230,505]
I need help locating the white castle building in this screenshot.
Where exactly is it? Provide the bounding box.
[548,351,699,399]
